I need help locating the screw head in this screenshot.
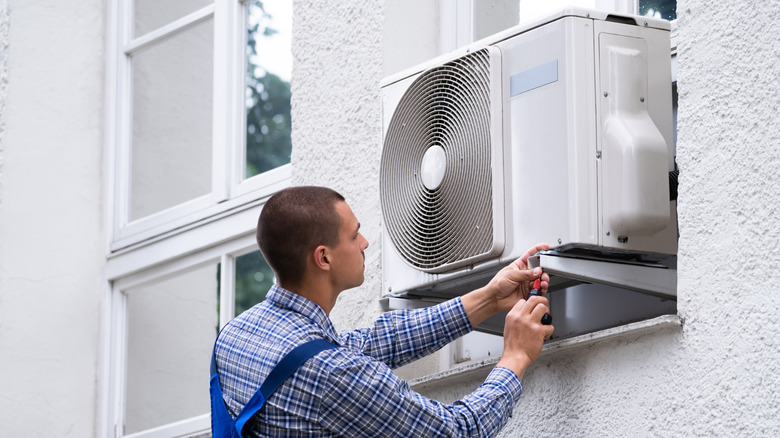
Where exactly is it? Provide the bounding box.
[558,238,563,244]
[640,97,645,102]
[603,92,609,97]
[606,231,611,236]
[596,152,602,159]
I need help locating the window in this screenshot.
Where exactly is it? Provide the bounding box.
[469,0,677,43]
[639,0,676,20]
[244,0,292,179]
[107,238,269,437]
[101,1,292,436]
[123,263,218,435]
[108,0,293,250]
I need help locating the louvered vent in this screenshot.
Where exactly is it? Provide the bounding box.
[380,47,505,273]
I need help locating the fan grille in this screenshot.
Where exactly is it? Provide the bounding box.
[380,48,502,273]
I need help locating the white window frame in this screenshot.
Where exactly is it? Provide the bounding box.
[107,0,292,252]
[101,230,260,438]
[100,1,294,436]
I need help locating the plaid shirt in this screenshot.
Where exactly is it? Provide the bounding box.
[214,285,523,437]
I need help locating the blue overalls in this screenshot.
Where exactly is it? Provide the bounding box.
[209,339,338,437]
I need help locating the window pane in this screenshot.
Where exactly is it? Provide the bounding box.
[124,263,219,434]
[639,0,677,20]
[245,0,292,178]
[235,250,275,316]
[131,18,213,221]
[134,0,213,37]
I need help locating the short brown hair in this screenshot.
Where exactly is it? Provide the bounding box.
[257,186,345,287]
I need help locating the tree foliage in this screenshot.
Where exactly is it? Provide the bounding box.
[245,0,292,177]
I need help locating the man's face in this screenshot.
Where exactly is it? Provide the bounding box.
[329,201,369,291]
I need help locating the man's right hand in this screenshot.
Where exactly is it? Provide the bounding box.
[496,295,554,380]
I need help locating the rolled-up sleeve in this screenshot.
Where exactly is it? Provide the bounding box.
[337,298,473,369]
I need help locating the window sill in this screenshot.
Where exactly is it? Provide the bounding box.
[408,314,682,389]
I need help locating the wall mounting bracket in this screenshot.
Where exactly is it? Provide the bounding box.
[528,253,677,300]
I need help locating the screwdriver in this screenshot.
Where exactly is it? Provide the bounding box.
[528,277,552,325]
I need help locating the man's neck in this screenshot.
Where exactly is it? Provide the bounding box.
[280,277,339,316]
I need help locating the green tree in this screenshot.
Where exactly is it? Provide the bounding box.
[234,251,275,315]
[639,0,676,20]
[245,0,292,177]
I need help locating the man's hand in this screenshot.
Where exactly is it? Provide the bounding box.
[487,243,551,313]
[460,243,550,328]
[497,295,554,380]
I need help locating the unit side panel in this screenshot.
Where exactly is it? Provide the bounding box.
[593,21,677,255]
[498,17,598,263]
[563,18,599,250]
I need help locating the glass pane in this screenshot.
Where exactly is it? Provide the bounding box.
[134,0,213,37]
[639,0,677,21]
[124,263,219,433]
[131,18,213,221]
[235,250,275,316]
[245,0,292,178]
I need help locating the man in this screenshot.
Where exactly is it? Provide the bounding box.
[213,186,554,437]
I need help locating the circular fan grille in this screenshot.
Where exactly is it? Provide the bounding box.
[380,48,501,273]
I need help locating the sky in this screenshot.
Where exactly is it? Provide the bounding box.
[249,0,292,83]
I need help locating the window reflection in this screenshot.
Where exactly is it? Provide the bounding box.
[235,250,275,315]
[639,1,677,21]
[133,0,213,37]
[124,264,218,433]
[245,0,293,178]
[131,18,213,221]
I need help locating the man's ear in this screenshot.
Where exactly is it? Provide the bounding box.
[313,245,331,272]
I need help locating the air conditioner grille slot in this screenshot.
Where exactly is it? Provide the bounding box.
[380,48,502,273]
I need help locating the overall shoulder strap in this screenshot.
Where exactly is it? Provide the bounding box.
[211,338,339,437]
[210,341,240,438]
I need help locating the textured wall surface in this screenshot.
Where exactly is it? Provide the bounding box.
[0,1,105,436]
[292,0,780,436]
[0,0,6,205]
[291,0,386,330]
[672,0,780,434]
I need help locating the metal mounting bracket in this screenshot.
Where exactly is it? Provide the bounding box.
[528,253,677,300]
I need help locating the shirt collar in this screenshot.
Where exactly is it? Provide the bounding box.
[266,284,340,342]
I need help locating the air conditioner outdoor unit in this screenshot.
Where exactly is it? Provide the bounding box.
[380,8,677,301]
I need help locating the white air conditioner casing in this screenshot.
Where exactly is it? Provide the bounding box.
[380,9,677,298]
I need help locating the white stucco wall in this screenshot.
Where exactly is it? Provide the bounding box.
[291,0,385,331]
[291,0,780,436]
[291,0,442,333]
[0,1,105,436]
[672,0,780,433]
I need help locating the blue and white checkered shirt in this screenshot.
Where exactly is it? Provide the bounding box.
[214,284,523,437]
